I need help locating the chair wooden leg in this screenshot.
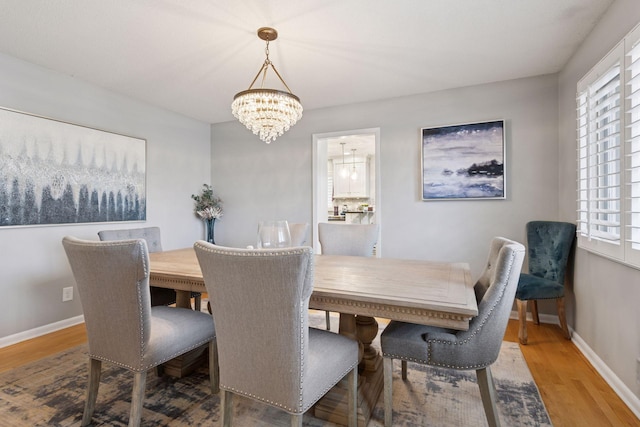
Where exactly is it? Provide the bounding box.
[82,358,101,427]
[557,297,571,340]
[209,339,220,393]
[325,310,331,330]
[383,357,393,427]
[194,294,202,312]
[347,365,358,427]
[129,370,147,427]
[531,300,539,324]
[516,299,528,345]
[401,360,408,380]
[476,367,501,427]
[291,414,303,427]
[222,390,233,427]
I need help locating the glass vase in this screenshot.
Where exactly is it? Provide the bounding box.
[205,218,216,244]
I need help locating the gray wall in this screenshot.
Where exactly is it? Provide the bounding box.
[211,74,559,281]
[0,53,211,340]
[558,0,640,400]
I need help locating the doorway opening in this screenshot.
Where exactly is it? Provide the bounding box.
[312,128,381,255]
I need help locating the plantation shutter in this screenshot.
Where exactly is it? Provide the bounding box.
[576,49,622,256]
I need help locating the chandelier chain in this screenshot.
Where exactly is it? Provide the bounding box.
[265,39,270,62]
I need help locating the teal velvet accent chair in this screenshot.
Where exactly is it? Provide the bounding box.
[515,221,576,345]
[380,237,525,427]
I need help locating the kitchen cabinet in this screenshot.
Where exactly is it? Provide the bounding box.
[333,161,369,197]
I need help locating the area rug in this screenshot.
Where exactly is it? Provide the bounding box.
[0,314,552,426]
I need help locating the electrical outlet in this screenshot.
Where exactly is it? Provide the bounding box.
[62,286,73,302]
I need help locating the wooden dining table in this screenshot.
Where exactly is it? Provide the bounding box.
[149,247,478,426]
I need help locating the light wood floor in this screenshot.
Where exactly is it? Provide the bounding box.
[1,319,638,426]
[503,321,639,427]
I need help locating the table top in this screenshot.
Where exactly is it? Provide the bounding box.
[149,247,205,286]
[149,248,478,330]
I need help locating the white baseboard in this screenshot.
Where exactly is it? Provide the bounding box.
[510,310,640,420]
[0,315,85,349]
[571,331,640,420]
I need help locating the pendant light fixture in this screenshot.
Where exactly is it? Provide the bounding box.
[350,149,358,181]
[231,27,303,144]
[340,142,348,178]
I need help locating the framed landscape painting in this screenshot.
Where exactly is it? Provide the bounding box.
[421,120,505,200]
[0,107,146,227]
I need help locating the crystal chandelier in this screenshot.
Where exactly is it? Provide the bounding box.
[231,27,303,144]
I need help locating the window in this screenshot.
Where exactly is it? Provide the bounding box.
[577,23,640,269]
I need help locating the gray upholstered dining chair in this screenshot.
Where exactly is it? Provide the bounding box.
[380,237,525,427]
[515,221,576,344]
[318,222,378,257]
[97,226,202,310]
[62,236,218,427]
[288,222,310,246]
[194,241,359,427]
[318,222,379,329]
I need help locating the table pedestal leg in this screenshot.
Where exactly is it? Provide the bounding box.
[175,290,192,309]
[313,314,383,426]
[356,315,382,373]
[161,346,208,378]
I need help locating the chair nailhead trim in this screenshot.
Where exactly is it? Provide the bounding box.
[220,360,358,414]
[382,353,489,370]
[137,240,148,363]
[89,337,214,372]
[303,362,358,412]
[195,242,310,257]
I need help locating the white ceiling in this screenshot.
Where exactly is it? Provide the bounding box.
[0,0,613,125]
[326,133,376,159]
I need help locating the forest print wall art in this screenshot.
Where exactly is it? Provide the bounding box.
[0,107,146,227]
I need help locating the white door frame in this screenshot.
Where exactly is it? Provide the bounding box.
[312,128,381,255]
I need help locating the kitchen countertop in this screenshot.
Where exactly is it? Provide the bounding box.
[328,211,374,222]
